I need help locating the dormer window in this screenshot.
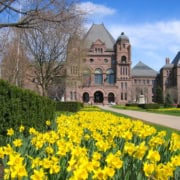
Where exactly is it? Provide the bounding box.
[95,48,103,53]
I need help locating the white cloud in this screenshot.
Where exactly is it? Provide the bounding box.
[79,2,180,70]
[108,21,180,70]
[77,1,116,17]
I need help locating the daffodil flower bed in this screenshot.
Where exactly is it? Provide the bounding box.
[0,111,180,180]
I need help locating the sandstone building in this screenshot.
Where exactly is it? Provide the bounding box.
[64,24,160,104]
[1,23,179,105]
[64,24,180,105]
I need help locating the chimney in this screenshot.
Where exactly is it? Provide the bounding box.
[165,57,170,64]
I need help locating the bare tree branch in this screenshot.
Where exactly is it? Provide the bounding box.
[0,0,85,29]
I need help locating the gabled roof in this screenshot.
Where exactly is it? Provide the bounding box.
[132,61,158,77]
[83,24,115,50]
[172,51,180,65]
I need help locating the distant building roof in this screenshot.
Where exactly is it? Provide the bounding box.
[132,61,158,77]
[83,24,115,50]
[172,51,180,65]
[161,64,174,69]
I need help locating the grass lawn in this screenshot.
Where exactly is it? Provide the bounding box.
[112,105,180,116]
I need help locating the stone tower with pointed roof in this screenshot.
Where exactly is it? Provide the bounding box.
[64,23,179,105]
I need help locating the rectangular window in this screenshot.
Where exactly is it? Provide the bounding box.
[70,91,73,100]
[121,92,123,100]
[74,91,77,100]
[121,82,123,89]
[125,93,127,100]
[125,82,127,89]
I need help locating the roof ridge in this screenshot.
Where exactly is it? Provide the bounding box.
[83,24,115,49]
[133,61,157,72]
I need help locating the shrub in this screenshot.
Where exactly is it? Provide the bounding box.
[125,103,139,107]
[0,79,56,139]
[139,103,160,109]
[56,101,83,112]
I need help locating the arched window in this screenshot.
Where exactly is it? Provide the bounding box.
[94,68,103,84]
[108,93,115,103]
[121,56,127,63]
[83,92,89,103]
[82,69,91,87]
[106,69,115,84]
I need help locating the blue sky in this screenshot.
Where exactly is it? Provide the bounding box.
[79,0,180,71]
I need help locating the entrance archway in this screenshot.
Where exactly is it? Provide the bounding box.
[94,91,104,103]
[108,93,115,103]
[83,92,89,103]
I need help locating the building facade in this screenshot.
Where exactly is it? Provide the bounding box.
[160,53,180,104]
[64,24,159,104]
[1,23,179,105]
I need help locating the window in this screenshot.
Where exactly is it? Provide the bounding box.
[90,59,94,63]
[82,69,91,87]
[83,92,89,103]
[125,82,127,89]
[104,59,108,63]
[125,93,127,100]
[95,68,103,84]
[106,69,114,84]
[108,93,115,103]
[121,56,127,63]
[95,48,103,53]
[70,91,73,100]
[112,59,115,65]
[74,91,77,100]
[121,82,123,89]
[121,92,123,100]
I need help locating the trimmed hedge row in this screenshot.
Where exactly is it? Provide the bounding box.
[56,101,83,112]
[0,79,56,137]
[126,103,160,109]
[138,103,160,109]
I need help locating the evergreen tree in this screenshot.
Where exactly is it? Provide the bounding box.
[164,93,174,107]
[155,86,164,104]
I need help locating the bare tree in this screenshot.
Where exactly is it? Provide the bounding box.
[1,29,29,86]
[21,10,84,96]
[0,0,84,29]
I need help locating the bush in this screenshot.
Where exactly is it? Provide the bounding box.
[56,101,83,112]
[0,79,56,139]
[125,103,139,107]
[139,103,160,109]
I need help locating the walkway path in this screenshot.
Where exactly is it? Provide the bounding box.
[97,105,180,131]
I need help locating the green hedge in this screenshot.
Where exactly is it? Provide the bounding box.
[126,103,160,109]
[0,79,56,137]
[139,103,160,109]
[56,101,83,112]
[126,103,139,107]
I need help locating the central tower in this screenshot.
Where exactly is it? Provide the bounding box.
[115,32,131,80]
[115,32,132,103]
